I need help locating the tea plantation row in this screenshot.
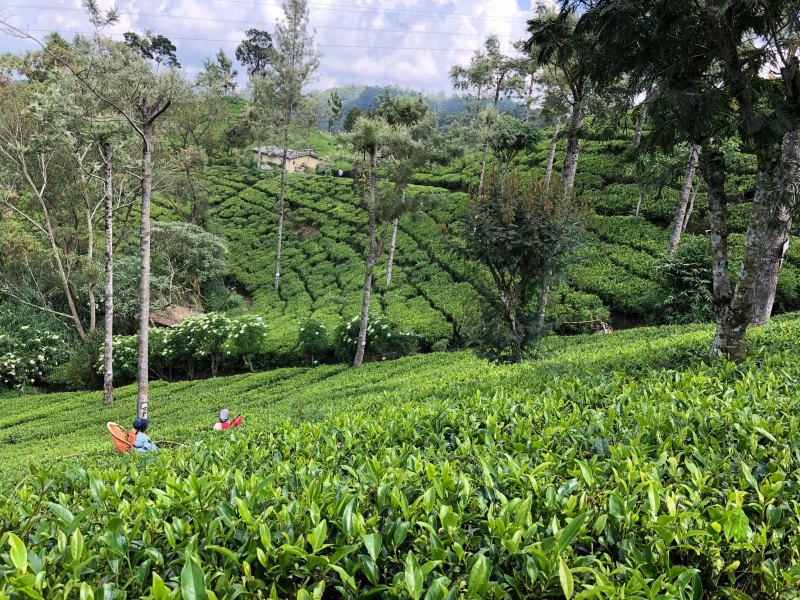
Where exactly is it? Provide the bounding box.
[2,316,800,597]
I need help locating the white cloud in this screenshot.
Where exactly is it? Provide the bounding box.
[0,0,533,91]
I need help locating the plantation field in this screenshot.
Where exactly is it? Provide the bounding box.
[194,133,800,363]
[2,316,800,596]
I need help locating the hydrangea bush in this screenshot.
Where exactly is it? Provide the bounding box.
[0,326,70,390]
[334,314,416,363]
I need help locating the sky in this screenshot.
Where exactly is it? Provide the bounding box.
[0,0,535,93]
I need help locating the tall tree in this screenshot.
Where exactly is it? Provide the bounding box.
[344,116,415,366]
[450,35,523,193]
[325,90,343,133]
[752,129,800,325]
[251,0,320,291]
[525,7,600,195]
[666,144,701,257]
[235,29,274,77]
[570,0,800,361]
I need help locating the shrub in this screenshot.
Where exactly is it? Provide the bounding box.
[334,315,416,363]
[297,319,331,365]
[656,237,715,324]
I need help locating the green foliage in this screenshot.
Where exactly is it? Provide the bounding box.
[333,314,416,363]
[101,313,269,381]
[0,308,72,390]
[297,319,331,365]
[657,237,715,324]
[3,317,800,597]
[460,176,581,362]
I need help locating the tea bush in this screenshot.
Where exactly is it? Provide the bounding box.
[2,317,800,598]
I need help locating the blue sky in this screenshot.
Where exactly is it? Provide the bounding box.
[0,0,534,92]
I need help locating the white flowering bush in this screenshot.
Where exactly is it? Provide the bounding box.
[333,314,416,363]
[297,319,331,365]
[98,313,269,380]
[0,326,70,390]
[224,315,269,371]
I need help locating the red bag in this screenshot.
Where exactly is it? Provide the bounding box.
[220,414,243,430]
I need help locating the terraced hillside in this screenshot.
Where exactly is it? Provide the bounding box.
[195,133,800,360]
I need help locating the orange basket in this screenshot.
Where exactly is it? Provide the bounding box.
[107,422,137,453]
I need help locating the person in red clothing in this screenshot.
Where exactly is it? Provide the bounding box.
[213,409,230,430]
[213,409,243,430]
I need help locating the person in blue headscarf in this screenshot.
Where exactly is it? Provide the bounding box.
[132,418,158,453]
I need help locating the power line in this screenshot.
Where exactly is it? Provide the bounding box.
[0,4,519,38]
[0,1,527,23]
[19,28,526,54]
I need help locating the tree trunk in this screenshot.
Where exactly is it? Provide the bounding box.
[137,122,154,419]
[751,130,800,326]
[666,144,701,257]
[274,144,289,291]
[101,141,114,406]
[386,217,398,287]
[683,180,698,231]
[354,146,378,368]
[561,101,583,194]
[478,138,490,195]
[544,117,560,187]
[633,104,647,148]
[535,269,552,334]
[709,140,783,361]
[635,188,643,218]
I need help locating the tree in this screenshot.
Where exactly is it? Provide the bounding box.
[539,80,571,186]
[487,115,542,180]
[450,35,523,193]
[343,116,415,366]
[752,129,800,325]
[343,105,362,132]
[525,7,600,194]
[570,0,800,361]
[460,175,580,363]
[251,0,320,292]
[198,49,238,95]
[666,144,701,257]
[235,29,274,77]
[325,90,343,133]
[123,31,180,69]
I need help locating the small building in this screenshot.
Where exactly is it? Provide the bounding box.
[252,146,322,172]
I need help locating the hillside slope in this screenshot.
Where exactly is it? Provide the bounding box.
[194,133,800,361]
[2,316,800,597]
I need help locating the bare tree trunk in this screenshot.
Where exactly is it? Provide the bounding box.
[544,117,560,187]
[667,144,701,257]
[683,181,698,231]
[633,104,647,148]
[275,143,289,291]
[137,122,154,419]
[752,130,800,326]
[478,138,490,195]
[101,141,114,406]
[701,138,733,354]
[635,188,644,218]
[354,146,378,368]
[386,217,398,287]
[535,269,552,333]
[561,101,583,194]
[709,140,782,361]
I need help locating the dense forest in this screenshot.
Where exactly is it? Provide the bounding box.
[2,0,800,597]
